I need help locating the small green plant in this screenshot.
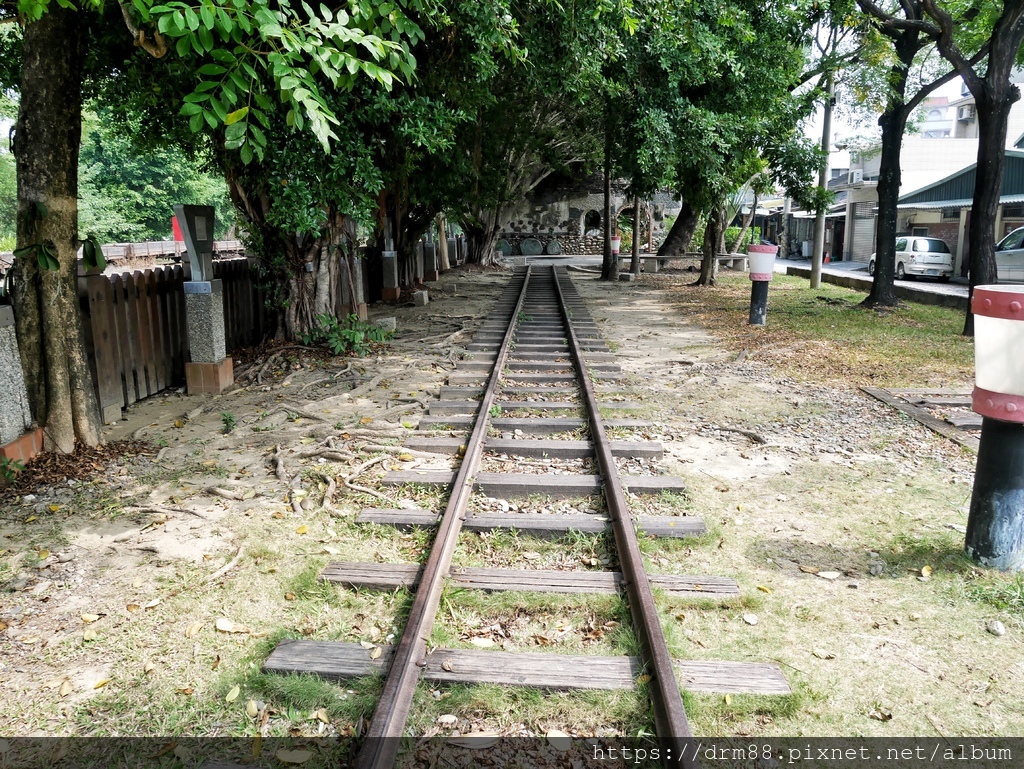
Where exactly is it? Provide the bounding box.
[0,457,24,483]
[301,314,393,356]
[488,404,501,418]
[220,412,237,434]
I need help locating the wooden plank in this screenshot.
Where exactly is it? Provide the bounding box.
[85,275,124,420]
[947,413,983,429]
[113,274,140,404]
[154,268,175,388]
[127,272,153,397]
[861,387,979,452]
[120,274,146,403]
[909,396,972,407]
[415,416,650,433]
[262,641,790,694]
[403,436,661,459]
[321,562,734,595]
[356,508,704,538]
[166,265,186,383]
[382,471,684,497]
[143,271,167,393]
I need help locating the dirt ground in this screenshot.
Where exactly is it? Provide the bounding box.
[0,261,1020,746]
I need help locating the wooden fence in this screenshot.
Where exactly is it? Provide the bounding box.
[78,257,269,421]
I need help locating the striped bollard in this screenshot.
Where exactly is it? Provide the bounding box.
[967,286,1024,570]
[747,244,778,326]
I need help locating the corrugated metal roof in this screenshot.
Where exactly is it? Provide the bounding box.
[897,193,1024,210]
[899,151,1024,204]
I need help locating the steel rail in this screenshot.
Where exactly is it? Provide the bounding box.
[353,266,535,769]
[552,268,699,769]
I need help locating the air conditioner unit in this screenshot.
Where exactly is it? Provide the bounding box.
[848,169,864,185]
[958,104,976,121]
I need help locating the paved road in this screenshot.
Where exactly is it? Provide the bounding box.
[777,257,970,301]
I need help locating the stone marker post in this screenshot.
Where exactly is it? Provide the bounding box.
[175,205,233,394]
[381,217,400,301]
[423,241,438,282]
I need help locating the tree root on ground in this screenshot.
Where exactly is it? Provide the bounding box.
[204,544,245,583]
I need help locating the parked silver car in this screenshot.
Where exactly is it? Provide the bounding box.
[995,227,1024,282]
[868,236,953,281]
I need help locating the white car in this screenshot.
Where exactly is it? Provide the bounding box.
[995,227,1024,282]
[868,236,954,282]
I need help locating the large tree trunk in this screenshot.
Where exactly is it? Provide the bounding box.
[695,207,723,286]
[657,202,700,255]
[463,211,503,267]
[863,102,909,308]
[598,103,614,280]
[629,195,641,276]
[964,86,1017,335]
[729,192,758,253]
[13,6,101,453]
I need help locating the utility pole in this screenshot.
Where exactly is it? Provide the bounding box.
[810,73,834,290]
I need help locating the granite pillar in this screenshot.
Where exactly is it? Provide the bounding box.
[0,306,32,446]
[382,251,400,302]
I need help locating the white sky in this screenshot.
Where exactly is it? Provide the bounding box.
[803,77,968,172]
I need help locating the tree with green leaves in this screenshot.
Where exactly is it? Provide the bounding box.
[853,0,983,308]
[623,0,823,284]
[3,0,425,452]
[78,109,233,242]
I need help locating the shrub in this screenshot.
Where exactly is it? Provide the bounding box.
[301,313,393,357]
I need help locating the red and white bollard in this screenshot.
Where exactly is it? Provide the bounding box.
[747,244,778,326]
[967,285,1024,570]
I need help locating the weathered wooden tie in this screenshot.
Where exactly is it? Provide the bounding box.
[264,641,790,695]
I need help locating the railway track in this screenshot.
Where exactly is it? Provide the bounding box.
[261,265,790,767]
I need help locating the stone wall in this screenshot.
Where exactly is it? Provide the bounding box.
[497,173,682,255]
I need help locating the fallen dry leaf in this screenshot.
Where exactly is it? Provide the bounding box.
[446,733,500,749]
[437,714,457,726]
[812,649,836,660]
[93,679,111,690]
[185,622,205,638]
[143,599,161,610]
[246,700,260,718]
[295,525,308,535]
[126,603,141,613]
[314,709,330,724]
[176,687,194,696]
[369,646,383,660]
[225,685,240,703]
[441,659,454,672]
[547,730,572,751]
[869,706,893,722]
[757,585,772,593]
[284,592,296,601]
[59,680,73,697]
[82,628,98,642]
[469,637,495,648]
[215,618,250,634]
[276,749,313,764]
[81,614,101,624]
[143,661,155,674]
[37,549,50,560]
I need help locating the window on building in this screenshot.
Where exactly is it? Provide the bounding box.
[912,227,928,236]
[583,210,602,235]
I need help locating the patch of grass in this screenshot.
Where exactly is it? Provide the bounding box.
[407,683,651,737]
[959,571,1024,620]
[672,273,973,388]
